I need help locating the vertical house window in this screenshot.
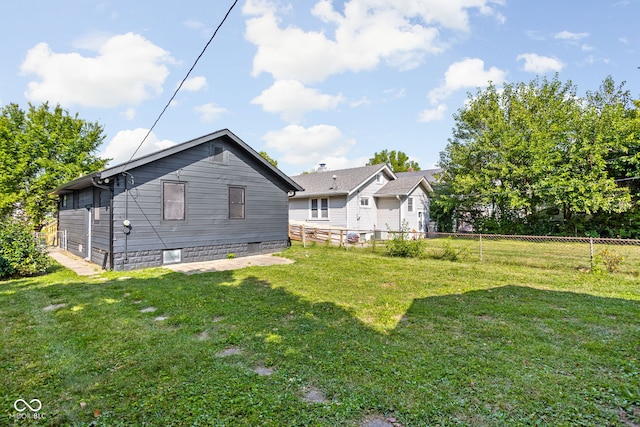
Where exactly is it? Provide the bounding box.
[376,174,382,183]
[311,198,329,219]
[163,182,186,221]
[61,195,68,208]
[407,197,414,212]
[229,186,245,219]
[360,196,370,207]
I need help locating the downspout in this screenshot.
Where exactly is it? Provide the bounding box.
[91,177,114,269]
[109,186,114,269]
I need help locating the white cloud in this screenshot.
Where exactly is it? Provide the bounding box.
[262,124,356,167]
[517,53,565,73]
[183,20,206,31]
[100,128,176,166]
[243,0,505,84]
[180,76,207,92]
[554,30,589,41]
[419,104,448,122]
[350,96,372,108]
[251,79,345,122]
[20,33,174,108]
[194,103,227,122]
[428,58,506,104]
[122,107,136,120]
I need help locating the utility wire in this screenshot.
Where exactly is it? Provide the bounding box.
[119,0,239,173]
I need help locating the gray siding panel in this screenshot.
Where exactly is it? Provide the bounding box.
[111,141,291,270]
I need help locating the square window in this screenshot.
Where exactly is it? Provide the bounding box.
[163,182,185,221]
[360,197,369,207]
[211,144,227,164]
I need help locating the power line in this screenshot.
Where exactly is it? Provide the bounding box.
[119,0,239,173]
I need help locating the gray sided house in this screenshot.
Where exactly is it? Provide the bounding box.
[52,129,303,271]
[289,164,434,240]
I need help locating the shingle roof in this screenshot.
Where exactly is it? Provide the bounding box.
[290,164,393,198]
[396,168,443,184]
[375,176,433,197]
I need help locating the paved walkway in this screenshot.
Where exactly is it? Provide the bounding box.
[48,248,294,276]
[166,254,294,275]
[47,247,102,276]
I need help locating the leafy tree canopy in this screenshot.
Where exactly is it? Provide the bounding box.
[437,75,639,236]
[367,149,420,172]
[0,102,108,229]
[259,151,278,168]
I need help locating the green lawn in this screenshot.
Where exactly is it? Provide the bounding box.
[1,242,639,426]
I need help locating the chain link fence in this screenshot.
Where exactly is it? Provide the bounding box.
[426,232,640,274]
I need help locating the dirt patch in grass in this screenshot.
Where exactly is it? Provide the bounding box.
[197,331,209,341]
[300,385,327,403]
[253,366,275,376]
[43,303,67,312]
[216,347,242,357]
[140,307,156,313]
[359,414,398,427]
[154,316,169,321]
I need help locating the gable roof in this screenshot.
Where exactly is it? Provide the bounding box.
[396,168,443,184]
[375,175,433,197]
[52,129,303,195]
[289,164,395,198]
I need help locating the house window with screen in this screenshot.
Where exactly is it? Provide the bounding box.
[360,196,370,207]
[211,144,228,164]
[311,198,329,219]
[407,197,414,212]
[163,181,186,221]
[229,186,245,219]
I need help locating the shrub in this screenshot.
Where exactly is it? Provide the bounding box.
[0,219,51,279]
[594,249,624,274]
[428,237,465,261]
[386,220,425,258]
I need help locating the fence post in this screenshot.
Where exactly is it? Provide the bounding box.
[302,224,306,248]
[479,234,483,262]
[589,237,594,270]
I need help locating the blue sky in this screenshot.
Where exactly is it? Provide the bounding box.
[1,0,639,175]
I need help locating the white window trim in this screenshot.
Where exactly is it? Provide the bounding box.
[309,197,330,220]
[360,196,370,208]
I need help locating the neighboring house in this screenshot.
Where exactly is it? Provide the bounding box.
[52,129,303,271]
[289,164,434,241]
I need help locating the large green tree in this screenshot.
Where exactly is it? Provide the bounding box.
[0,102,108,229]
[367,149,420,172]
[438,75,635,235]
